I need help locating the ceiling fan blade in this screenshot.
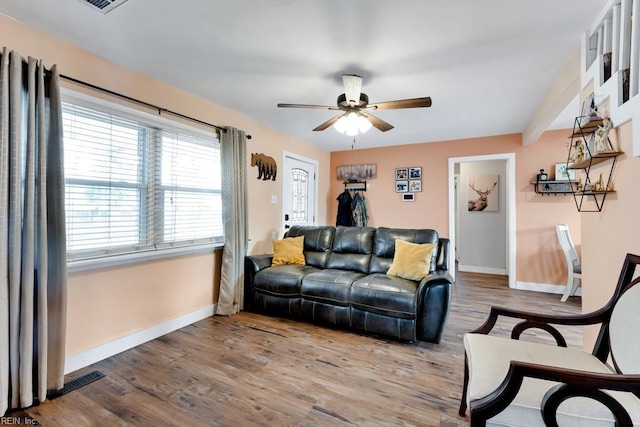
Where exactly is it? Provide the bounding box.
[360,112,394,132]
[342,74,363,106]
[277,103,339,110]
[312,114,343,131]
[369,97,432,110]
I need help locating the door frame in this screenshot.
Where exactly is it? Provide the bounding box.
[281,151,319,235]
[448,153,516,289]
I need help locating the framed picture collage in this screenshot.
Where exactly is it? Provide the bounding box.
[395,167,422,201]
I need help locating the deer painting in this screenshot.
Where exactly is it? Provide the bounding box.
[468,180,498,211]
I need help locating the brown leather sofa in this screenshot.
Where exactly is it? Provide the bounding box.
[244,225,453,343]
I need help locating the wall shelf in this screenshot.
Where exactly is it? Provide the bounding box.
[565,115,622,212]
[567,151,623,169]
[531,180,575,195]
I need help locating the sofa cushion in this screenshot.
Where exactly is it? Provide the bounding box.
[254,264,321,296]
[369,227,439,274]
[301,269,366,306]
[387,240,437,281]
[272,236,305,266]
[286,225,335,268]
[464,333,640,426]
[350,273,419,319]
[326,226,376,273]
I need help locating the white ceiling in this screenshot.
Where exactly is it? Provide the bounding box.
[0,0,607,151]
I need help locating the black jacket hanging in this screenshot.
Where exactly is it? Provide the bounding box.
[336,190,354,226]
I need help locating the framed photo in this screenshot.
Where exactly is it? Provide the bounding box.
[468,175,499,212]
[395,180,408,193]
[395,168,408,180]
[409,167,422,180]
[409,180,422,192]
[555,163,576,181]
[402,193,415,202]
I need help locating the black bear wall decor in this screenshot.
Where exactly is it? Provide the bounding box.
[250,153,277,181]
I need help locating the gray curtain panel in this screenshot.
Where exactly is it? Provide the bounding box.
[0,48,67,414]
[217,127,248,315]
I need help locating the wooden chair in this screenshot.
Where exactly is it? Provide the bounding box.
[459,253,640,426]
[556,224,582,302]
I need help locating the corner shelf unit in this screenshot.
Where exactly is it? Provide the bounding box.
[565,115,622,212]
[532,180,576,195]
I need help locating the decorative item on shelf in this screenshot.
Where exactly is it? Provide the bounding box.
[576,178,584,192]
[536,169,548,181]
[570,139,586,164]
[594,117,615,153]
[555,163,576,181]
[593,173,605,192]
[579,93,600,125]
[251,153,277,181]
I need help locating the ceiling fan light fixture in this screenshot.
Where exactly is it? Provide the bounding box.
[357,114,372,133]
[334,111,369,136]
[334,115,348,133]
[345,112,360,136]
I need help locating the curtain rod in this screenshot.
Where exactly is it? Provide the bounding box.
[59,73,252,139]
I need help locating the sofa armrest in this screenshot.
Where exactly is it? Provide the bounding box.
[246,254,274,272]
[416,271,453,343]
[422,270,454,287]
[436,238,450,271]
[244,255,273,310]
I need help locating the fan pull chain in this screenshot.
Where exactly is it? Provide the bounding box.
[352,137,356,150]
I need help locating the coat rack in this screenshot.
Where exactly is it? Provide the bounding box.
[344,181,367,192]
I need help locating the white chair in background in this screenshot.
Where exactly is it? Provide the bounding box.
[556,224,581,302]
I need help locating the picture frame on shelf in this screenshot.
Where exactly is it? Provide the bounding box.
[555,162,576,181]
[580,93,599,125]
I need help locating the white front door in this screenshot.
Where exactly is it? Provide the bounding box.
[282,152,317,235]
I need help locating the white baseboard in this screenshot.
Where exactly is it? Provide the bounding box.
[65,304,216,374]
[515,281,582,297]
[457,264,507,275]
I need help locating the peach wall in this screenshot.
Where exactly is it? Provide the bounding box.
[330,130,581,287]
[581,120,640,347]
[66,251,221,355]
[1,14,330,358]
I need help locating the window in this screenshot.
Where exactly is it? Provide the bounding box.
[62,97,222,265]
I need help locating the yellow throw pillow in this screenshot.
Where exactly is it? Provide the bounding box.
[387,239,437,281]
[271,236,306,266]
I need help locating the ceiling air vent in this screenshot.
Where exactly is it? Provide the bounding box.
[78,0,129,14]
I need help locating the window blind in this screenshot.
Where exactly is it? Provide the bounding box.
[62,101,223,262]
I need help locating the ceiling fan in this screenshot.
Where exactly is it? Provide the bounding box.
[277,74,432,135]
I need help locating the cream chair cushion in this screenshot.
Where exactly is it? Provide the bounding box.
[464,334,640,426]
[609,283,640,374]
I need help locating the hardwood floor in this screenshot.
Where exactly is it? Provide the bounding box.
[11,272,582,426]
